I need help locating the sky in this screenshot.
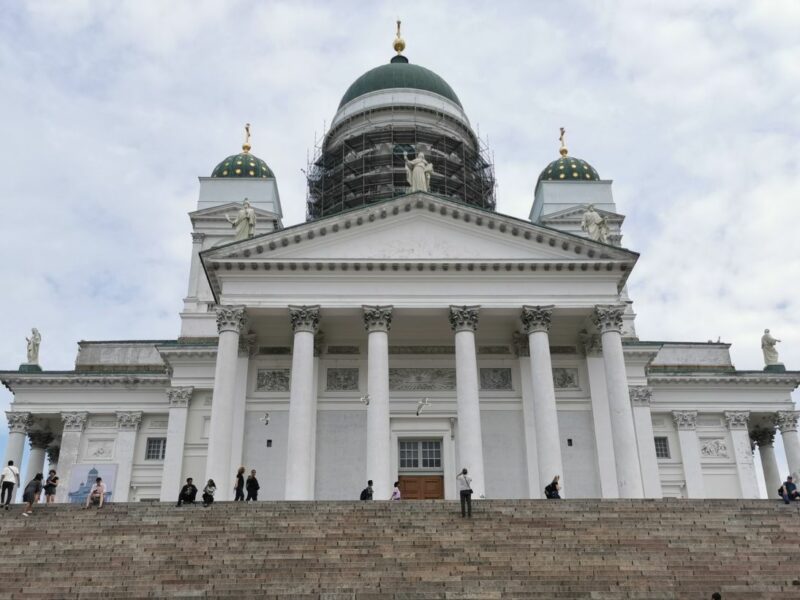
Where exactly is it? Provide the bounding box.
[0,0,798,496]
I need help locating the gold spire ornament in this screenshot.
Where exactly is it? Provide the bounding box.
[393,20,405,55]
[242,123,252,153]
[559,127,568,157]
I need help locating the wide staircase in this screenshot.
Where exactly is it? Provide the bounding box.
[1,499,799,599]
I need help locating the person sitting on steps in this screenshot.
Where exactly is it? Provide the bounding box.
[544,475,562,499]
[177,478,198,507]
[84,477,106,509]
[779,475,799,504]
[202,479,216,507]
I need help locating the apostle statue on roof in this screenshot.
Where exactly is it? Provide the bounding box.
[26,328,41,365]
[581,204,609,244]
[403,151,434,193]
[761,329,782,366]
[226,198,257,241]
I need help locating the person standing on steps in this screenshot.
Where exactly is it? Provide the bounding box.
[234,467,245,502]
[457,468,473,518]
[245,469,260,502]
[391,481,401,501]
[0,460,20,509]
[176,478,198,506]
[44,470,58,504]
[202,479,216,507]
[21,473,43,517]
[544,475,562,499]
[359,480,374,501]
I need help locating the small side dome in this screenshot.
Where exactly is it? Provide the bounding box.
[538,127,599,182]
[211,123,274,178]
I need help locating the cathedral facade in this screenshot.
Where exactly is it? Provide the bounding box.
[3,32,798,503]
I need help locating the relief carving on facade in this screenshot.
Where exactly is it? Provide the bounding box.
[326,368,359,391]
[578,329,602,356]
[552,368,579,389]
[521,305,554,334]
[327,346,360,355]
[256,369,291,392]
[479,368,512,391]
[389,368,456,391]
[699,438,729,458]
[672,410,697,431]
[86,439,115,460]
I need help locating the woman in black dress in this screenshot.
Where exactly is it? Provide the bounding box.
[44,470,58,504]
[234,467,245,501]
[245,469,260,502]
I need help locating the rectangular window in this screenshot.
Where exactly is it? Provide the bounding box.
[399,440,419,469]
[145,437,167,461]
[654,436,670,459]
[399,440,442,471]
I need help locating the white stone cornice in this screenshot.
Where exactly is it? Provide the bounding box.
[647,373,800,386]
[215,305,248,334]
[0,373,170,391]
[61,411,88,432]
[116,411,142,431]
[592,304,625,333]
[775,410,800,433]
[629,386,652,406]
[6,411,32,434]
[449,305,480,332]
[289,305,320,334]
[724,411,749,430]
[362,305,393,332]
[751,427,776,447]
[672,410,697,430]
[520,305,554,334]
[167,386,193,407]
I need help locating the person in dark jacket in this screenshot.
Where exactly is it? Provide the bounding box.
[245,469,260,502]
[176,478,198,506]
[544,475,561,499]
[21,473,43,517]
[234,467,245,501]
[359,480,374,501]
[43,470,58,504]
[780,475,799,504]
[202,479,216,507]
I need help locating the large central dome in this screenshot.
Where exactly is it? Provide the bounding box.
[339,56,462,109]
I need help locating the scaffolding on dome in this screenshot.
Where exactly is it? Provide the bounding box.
[306,124,496,221]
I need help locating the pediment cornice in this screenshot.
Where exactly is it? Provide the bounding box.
[540,205,625,225]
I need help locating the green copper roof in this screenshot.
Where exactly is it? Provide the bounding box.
[339,56,462,109]
[538,156,599,182]
[211,152,274,178]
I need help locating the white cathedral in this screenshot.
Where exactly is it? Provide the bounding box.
[3,30,799,504]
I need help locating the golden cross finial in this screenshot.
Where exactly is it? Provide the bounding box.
[393,19,406,55]
[559,127,568,157]
[242,123,252,153]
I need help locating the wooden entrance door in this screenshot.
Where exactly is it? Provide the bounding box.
[398,475,444,500]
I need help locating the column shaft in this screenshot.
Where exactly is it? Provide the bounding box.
[363,305,393,500]
[114,412,142,502]
[529,331,562,492]
[285,305,320,500]
[228,350,251,479]
[516,351,541,498]
[25,431,52,487]
[584,346,619,498]
[56,412,87,503]
[160,388,192,501]
[776,411,800,478]
[673,411,704,498]
[630,387,662,498]
[3,413,31,484]
[450,305,485,497]
[755,434,781,498]
[725,411,758,498]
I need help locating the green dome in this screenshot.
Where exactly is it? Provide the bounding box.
[211,152,274,178]
[339,56,462,109]
[538,155,599,182]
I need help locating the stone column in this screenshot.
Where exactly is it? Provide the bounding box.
[592,305,643,498]
[160,387,193,501]
[751,427,781,498]
[363,305,393,500]
[285,305,320,500]
[673,411,704,498]
[513,333,541,498]
[521,306,563,495]
[450,305,486,497]
[114,411,142,502]
[187,232,205,300]
[582,332,619,498]
[724,411,758,498]
[3,412,32,482]
[205,305,248,500]
[56,412,87,503]
[775,411,800,479]
[630,386,662,498]
[25,431,53,485]
[229,335,254,479]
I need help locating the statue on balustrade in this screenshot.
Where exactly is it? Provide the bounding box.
[26,328,41,365]
[761,329,782,366]
[581,204,609,244]
[226,198,257,241]
[403,151,434,193]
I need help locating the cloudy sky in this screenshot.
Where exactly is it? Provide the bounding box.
[1,1,798,495]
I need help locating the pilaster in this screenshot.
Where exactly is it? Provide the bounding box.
[160,387,193,501]
[672,410,704,498]
[57,411,88,502]
[723,411,758,498]
[629,386,662,498]
[114,411,142,502]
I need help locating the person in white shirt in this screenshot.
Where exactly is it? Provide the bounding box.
[0,461,20,509]
[456,468,473,518]
[84,477,106,509]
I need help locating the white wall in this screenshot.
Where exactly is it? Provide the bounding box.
[558,410,601,498]
[480,410,527,499]
[314,411,367,500]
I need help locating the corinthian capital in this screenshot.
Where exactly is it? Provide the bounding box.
[61,412,88,432]
[5,412,32,434]
[117,411,142,431]
[629,386,652,406]
[289,305,320,333]
[521,305,554,334]
[775,410,800,433]
[167,386,193,407]
[672,410,697,430]
[724,411,749,431]
[215,305,248,334]
[449,305,480,332]
[191,232,206,244]
[362,305,393,332]
[592,304,625,333]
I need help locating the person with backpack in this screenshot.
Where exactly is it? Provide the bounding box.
[456,468,473,518]
[544,475,562,499]
[359,480,374,501]
[0,460,20,509]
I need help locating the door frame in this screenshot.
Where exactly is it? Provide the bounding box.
[390,418,456,500]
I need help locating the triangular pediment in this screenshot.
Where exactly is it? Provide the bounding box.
[540,205,624,224]
[204,193,637,263]
[190,202,278,224]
